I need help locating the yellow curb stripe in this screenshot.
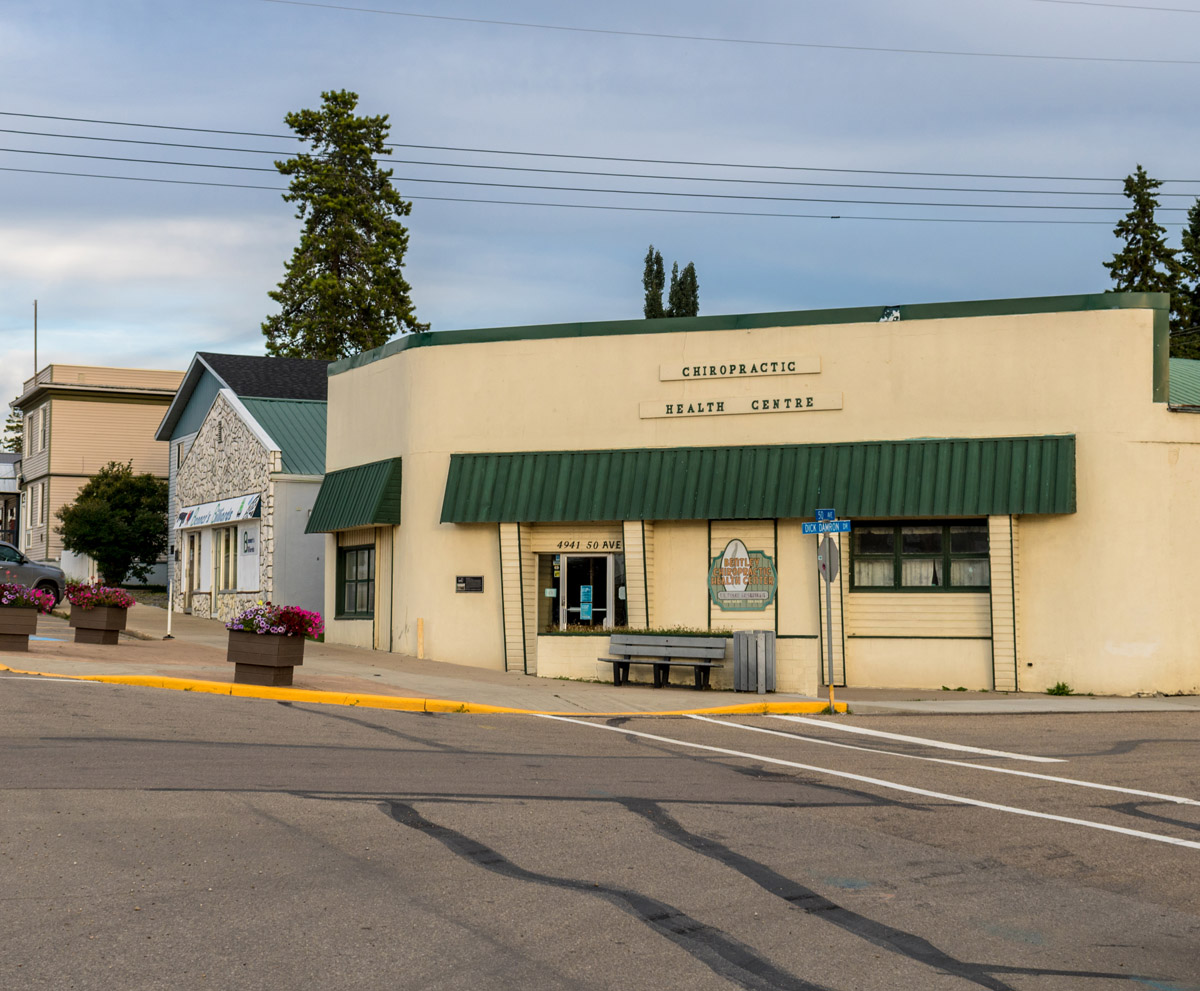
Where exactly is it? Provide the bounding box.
[0,662,847,716]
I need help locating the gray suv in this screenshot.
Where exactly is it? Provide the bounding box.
[0,541,66,605]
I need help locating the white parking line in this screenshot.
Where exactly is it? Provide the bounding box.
[689,715,1200,807]
[536,714,1200,850]
[771,715,1065,763]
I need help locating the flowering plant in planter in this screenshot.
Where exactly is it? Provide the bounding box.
[66,582,136,610]
[0,582,56,614]
[226,602,324,639]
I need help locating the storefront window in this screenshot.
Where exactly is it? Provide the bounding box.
[215,526,238,591]
[338,545,375,619]
[850,522,989,591]
[538,553,627,630]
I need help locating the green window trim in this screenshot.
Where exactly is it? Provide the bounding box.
[849,520,990,593]
[336,544,376,620]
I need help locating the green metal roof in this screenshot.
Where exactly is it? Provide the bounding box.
[306,458,402,533]
[1169,358,1200,407]
[240,398,327,475]
[440,436,1075,524]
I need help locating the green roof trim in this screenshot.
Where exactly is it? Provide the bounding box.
[440,437,1076,524]
[306,457,402,533]
[331,292,1167,377]
[1169,358,1200,408]
[240,398,327,475]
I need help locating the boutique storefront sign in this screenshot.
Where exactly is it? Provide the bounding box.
[176,493,262,529]
[709,538,777,611]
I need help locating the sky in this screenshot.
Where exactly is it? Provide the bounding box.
[3,0,1200,409]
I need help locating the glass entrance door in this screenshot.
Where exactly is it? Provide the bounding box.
[564,556,609,629]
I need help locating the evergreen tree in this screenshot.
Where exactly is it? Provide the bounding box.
[1104,165,1187,335]
[1177,200,1200,359]
[263,89,427,360]
[642,245,665,318]
[2,407,21,454]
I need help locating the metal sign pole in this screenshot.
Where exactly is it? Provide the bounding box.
[825,563,835,714]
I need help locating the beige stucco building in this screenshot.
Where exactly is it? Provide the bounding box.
[12,364,184,569]
[308,292,1200,696]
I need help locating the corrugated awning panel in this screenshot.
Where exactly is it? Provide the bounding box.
[440,436,1075,523]
[305,458,402,533]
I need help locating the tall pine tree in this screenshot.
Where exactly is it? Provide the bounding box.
[2,407,21,454]
[1104,165,1187,341]
[263,90,427,360]
[1177,200,1200,359]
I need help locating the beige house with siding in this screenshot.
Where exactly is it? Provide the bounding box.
[12,364,184,570]
[308,292,1200,696]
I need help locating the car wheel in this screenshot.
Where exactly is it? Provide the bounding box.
[35,580,61,606]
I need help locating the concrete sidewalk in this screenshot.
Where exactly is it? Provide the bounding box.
[3,603,1198,715]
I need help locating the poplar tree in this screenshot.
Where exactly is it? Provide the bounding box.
[1104,165,1187,336]
[642,245,665,318]
[642,247,698,318]
[263,89,427,360]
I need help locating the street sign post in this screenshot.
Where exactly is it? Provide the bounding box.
[813,511,850,714]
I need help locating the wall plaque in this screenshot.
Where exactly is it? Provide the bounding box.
[456,576,484,593]
[709,539,777,611]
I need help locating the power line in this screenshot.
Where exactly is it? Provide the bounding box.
[260,0,1200,65]
[5,111,1200,184]
[4,166,1168,224]
[1032,0,1200,11]
[5,146,1190,210]
[10,125,1200,197]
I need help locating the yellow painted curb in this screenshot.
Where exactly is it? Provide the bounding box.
[0,662,848,715]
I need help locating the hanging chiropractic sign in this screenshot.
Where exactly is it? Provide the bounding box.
[709,538,777,611]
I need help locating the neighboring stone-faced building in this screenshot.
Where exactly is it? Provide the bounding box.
[155,354,327,621]
[11,364,184,567]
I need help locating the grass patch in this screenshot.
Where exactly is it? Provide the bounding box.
[1045,681,1074,696]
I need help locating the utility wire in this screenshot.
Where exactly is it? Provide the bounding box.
[1032,0,1200,11]
[5,111,1200,184]
[4,165,1156,224]
[9,126,1200,197]
[260,0,1200,65]
[4,146,1189,210]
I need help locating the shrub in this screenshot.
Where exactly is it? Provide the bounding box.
[1045,681,1074,696]
[0,582,56,614]
[66,582,136,610]
[226,602,324,639]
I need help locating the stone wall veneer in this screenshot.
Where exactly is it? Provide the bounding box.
[173,393,276,623]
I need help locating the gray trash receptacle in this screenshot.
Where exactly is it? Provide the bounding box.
[733,630,776,693]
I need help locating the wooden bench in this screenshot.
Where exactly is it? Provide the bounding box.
[600,633,727,689]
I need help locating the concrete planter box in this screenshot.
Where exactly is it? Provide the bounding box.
[227,630,305,687]
[0,607,39,652]
[69,605,128,645]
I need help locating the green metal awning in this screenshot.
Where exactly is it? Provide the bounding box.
[440,436,1075,523]
[306,458,402,533]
